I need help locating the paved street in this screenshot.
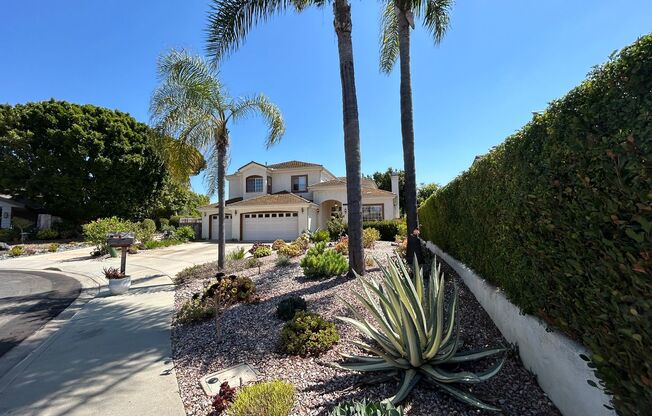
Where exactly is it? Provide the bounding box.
[0,241,249,416]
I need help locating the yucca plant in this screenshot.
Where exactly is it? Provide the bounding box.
[335,256,507,411]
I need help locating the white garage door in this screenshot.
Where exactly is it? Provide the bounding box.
[211,214,232,241]
[243,212,298,242]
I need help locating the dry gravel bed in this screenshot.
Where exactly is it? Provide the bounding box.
[172,242,560,416]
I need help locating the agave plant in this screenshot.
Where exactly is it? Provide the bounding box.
[336,256,507,411]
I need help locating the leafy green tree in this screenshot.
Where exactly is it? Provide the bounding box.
[150,49,285,269]
[141,176,209,219]
[379,0,453,262]
[206,0,367,276]
[417,182,439,207]
[0,100,167,222]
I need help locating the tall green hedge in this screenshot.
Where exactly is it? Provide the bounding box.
[418,34,651,415]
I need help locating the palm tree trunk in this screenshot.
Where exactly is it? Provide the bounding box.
[333,0,364,276]
[216,131,228,270]
[396,7,423,265]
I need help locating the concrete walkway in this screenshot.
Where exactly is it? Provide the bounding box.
[0,242,249,416]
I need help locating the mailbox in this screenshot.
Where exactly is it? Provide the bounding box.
[107,232,135,248]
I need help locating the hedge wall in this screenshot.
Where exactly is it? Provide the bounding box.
[418,35,651,415]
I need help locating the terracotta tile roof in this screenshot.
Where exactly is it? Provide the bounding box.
[310,177,378,189]
[229,192,315,207]
[266,160,322,169]
[361,188,396,197]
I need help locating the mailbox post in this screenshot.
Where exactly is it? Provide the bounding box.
[107,232,135,275]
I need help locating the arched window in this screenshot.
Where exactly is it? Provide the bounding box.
[246,175,263,193]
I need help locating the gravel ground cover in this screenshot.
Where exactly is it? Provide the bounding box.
[0,241,91,260]
[172,242,560,416]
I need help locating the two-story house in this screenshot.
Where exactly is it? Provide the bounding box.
[199,160,400,242]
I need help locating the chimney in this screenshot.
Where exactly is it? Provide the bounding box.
[391,174,400,218]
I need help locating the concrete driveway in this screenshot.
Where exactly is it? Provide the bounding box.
[0,241,249,416]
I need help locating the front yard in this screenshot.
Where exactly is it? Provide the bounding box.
[172,241,560,416]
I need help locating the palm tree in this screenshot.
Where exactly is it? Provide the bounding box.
[206,0,366,276]
[150,49,285,269]
[379,0,453,263]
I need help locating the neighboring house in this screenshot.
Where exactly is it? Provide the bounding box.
[198,160,400,242]
[0,195,25,229]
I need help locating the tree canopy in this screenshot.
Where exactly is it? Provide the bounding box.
[0,100,204,222]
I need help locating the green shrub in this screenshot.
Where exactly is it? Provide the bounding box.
[203,275,256,304]
[228,380,295,416]
[246,257,261,269]
[175,262,218,284]
[253,245,272,258]
[176,298,215,323]
[227,246,246,260]
[418,35,652,415]
[36,228,59,240]
[362,219,407,241]
[169,215,181,227]
[271,239,287,250]
[0,228,19,242]
[144,239,184,250]
[48,242,60,252]
[174,225,195,241]
[311,229,330,243]
[300,242,348,278]
[140,219,157,243]
[280,311,339,356]
[9,245,24,257]
[278,243,303,258]
[158,218,169,230]
[292,234,309,251]
[52,219,80,239]
[329,400,404,416]
[362,227,380,248]
[83,217,138,253]
[275,255,291,268]
[276,296,307,321]
[327,213,347,240]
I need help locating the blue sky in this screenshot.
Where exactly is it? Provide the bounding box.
[1,1,650,199]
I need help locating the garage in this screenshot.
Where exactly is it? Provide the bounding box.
[242,211,298,241]
[210,214,232,240]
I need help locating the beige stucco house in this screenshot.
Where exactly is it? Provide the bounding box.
[198,160,399,242]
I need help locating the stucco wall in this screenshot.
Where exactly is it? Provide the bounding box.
[423,240,615,416]
[271,168,322,201]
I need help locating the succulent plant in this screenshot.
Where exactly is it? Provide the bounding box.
[335,256,506,410]
[329,399,404,416]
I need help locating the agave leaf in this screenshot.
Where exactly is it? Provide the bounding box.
[349,340,411,369]
[431,330,461,364]
[448,346,507,363]
[358,275,400,328]
[353,291,402,350]
[389,257,428,345]
[338,360,397,372]
[412,254,424,303]
[387,369,420,405]
[337,316,401,356]
[420,364,481,383]
[399,306,423,367]
[424,271,446,358]
[473,355,507,382]
[440,281,459,348]
[426,378,502,412]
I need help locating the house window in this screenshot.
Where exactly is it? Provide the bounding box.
[267,176,272,194]
[362,204,384,221]
[291,175,308,192]
[246,175,263,193]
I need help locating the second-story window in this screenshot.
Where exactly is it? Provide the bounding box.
[291,175,308,192]
[246,175,263,193]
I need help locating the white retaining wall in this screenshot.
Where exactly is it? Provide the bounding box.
[423,240,614,416]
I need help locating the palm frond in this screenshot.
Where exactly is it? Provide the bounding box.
[423,0,453,44]
[229,94,285,148]
[206,0,297,62]
[379,1,400,73]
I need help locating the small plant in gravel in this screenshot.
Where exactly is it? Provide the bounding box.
[245,257,261,269]
[364,256,375,268]
[275,255,291,268]
[248,242,267,255]
[311,229,330,243]
[253,245,272,258]
[175,262,218,284]
[276,296,307,321]
[278,243,303,258]
[394,236,407,259]
[203,275,256,304]
[280,311,339,356]
[227,246,246,260]
[327,212,346,240]
[228,380,295,416]
[329,399,404,416]
[212,381,236,414]
[48,242,60,252]
[293,234,310,251]
[335,256,507,409]
[300,242,348,278]
[8,245,24,257]
[334,236,349,256]
[362,227,380,248]
[176,297,216,323]
[128,245,139,254]
[271,239,287,250]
